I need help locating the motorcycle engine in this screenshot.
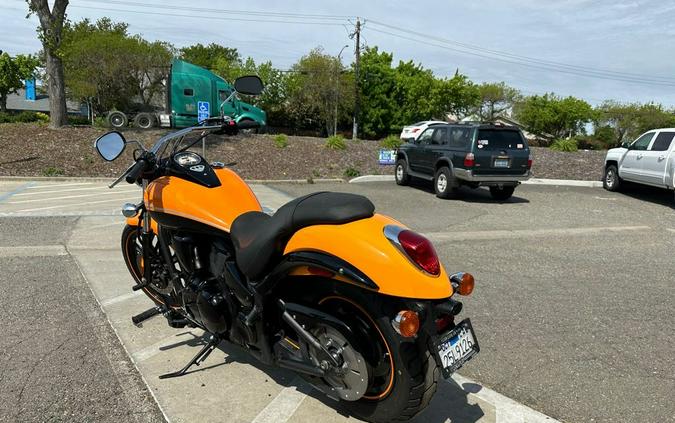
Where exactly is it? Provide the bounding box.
[183,276,231,335]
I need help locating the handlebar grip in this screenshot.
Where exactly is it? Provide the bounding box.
[237,120,260,130]
[126,159,148,184]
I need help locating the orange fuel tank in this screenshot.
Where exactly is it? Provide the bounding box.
[143,168,261,232]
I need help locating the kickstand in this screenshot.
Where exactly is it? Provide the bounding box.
[159,334,220,379]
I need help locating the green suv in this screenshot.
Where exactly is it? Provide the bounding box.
[395,123,532,200]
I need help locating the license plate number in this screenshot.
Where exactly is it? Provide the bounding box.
[435,319,479,378]
[493,158,510,168]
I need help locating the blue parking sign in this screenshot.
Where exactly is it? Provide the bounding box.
[197,101,210,123]
[378,149,396,165]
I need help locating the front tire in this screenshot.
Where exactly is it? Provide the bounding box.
[603,165,621,191]
[395,159,410,186]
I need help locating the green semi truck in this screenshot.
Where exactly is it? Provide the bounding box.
[106,59,266,130]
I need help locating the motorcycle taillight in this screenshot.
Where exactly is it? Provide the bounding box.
[397,230,440,276]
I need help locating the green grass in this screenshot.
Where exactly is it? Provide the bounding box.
[379,134,402,149]
[325,135,347,150]
[550,138,578,152]
[43,167,65,177]
[343,167,360,178]
[273,134,288,148]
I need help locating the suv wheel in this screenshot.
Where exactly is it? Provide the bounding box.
[395,159,410,186]
[603,165,621,191]
[434,167,458,199]
[489,186,515,201]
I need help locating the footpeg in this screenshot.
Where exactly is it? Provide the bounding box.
[131,306,161,326]
[131,278,150,291]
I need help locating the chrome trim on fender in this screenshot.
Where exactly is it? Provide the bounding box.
[383,224,439,277]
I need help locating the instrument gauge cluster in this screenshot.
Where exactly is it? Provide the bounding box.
[173,152,202,167]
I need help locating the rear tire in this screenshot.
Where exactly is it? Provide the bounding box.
[434,166,459,199]
[603,165,621,191]
[133,112,155,129]
[395,159,410,186]
[489,186,515,201]
[108,111,128,129]
[316,291,438,423]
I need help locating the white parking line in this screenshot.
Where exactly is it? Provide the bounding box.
[0,245,67,257]
[14,185,122,196]
[100,291,143,307]
[251,377,308,423]
[8,189,139,204]
[16,196,140,213]
[131,331,202,363]
[426,225,650,241]
[26,182,93,189]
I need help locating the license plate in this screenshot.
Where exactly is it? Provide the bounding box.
[493,158,510,168]
[434,319,479,378]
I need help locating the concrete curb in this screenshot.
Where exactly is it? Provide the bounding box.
[0,176,344,184]
[348,174,603,188]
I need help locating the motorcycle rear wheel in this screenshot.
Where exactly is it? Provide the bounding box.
[315,291,439,422]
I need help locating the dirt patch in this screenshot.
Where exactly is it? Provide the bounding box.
[0,123,605,180]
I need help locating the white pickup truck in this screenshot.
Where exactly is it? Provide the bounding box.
[603,128,675,193]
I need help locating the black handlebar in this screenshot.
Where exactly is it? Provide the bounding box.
[126,158,148,184]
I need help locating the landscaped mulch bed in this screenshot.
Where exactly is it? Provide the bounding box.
[0,123,605,181]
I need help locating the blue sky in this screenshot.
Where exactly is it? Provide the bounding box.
[2,0,675,106]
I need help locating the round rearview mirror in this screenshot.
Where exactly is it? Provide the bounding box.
[233,75,264,96]
[95,131,126,161]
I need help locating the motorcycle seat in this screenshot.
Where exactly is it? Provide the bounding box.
[230,191,375,281]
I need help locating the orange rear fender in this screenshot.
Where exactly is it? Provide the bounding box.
[284,214,452,299]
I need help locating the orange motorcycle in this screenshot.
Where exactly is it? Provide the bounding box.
[94,75,479,422]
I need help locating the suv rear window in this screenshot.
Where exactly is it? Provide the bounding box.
[476,129,526,150]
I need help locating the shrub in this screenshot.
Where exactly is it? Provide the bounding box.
[69,115,91,125]
[0,112,12,123]
[343,167,360,178]
[379,134,402,149]
[325,135,347,150]
[0,111,45,123]
[93,117,108,128]
[550,138,578,152]
[43,167,65,177]
[35,112,50,123]
[273,134,288,148]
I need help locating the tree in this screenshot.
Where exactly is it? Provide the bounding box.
[514,93,595,141]
[286,48,354,135]
[60,18,173,115]
[26,0,69,128]
[357,47,480,138]
[595,101,675,146]
[473,82,520,121]
[180,43,240,76]
[0,53,40,111]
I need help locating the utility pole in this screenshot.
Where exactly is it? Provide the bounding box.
[334,45,349,136]
[351,17,361,140]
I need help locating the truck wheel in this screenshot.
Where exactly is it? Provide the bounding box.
[434,167,459,199]
[108,111,128,128]
[238,119,258,135]
[489,186,515,201]
[603,165,621,191]
[133,113,155,129]
[395,159,410,186]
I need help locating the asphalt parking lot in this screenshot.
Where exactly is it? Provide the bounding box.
[271,181,675,423]
[0,179,673,423]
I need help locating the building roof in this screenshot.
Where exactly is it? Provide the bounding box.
[6,88,84,114]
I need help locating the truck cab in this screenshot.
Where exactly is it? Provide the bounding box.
[604,129,675,192]
[165,59,266,129]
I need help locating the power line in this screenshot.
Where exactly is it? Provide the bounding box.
[367,19,675,84]
[82,0,353,20]
[366,26,675,87]
[66,4,348,26]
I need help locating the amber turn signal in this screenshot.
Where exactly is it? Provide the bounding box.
[450,272,475,296]
[392,310,420,338]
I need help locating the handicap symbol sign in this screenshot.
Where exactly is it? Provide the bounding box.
[197,101,210,123]
[378,149,397,165]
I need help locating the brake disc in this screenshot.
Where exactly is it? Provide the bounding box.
[315,326,369,402]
